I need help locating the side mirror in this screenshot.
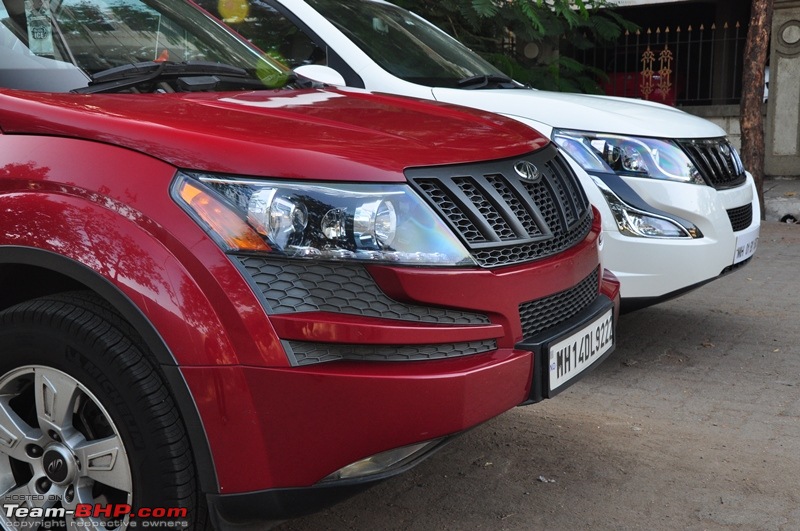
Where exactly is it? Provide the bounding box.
[293,65,346,87]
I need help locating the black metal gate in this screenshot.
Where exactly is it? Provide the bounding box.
[566,21,747,106]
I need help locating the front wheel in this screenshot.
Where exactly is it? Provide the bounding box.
[0,292,203,529]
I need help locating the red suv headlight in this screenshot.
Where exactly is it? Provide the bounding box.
[172,172,475,266]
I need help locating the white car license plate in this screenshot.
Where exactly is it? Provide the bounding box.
[548,308,614,392]
[733,224,759,264]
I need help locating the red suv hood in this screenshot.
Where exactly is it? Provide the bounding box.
[0,88,548,181]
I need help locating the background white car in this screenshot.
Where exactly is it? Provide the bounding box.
[201,0,761,311]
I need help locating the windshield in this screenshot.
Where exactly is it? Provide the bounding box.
[0,0,289,92]
[306,0,508,87]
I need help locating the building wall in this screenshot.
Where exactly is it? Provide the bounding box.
[765,0,800,176]
[681,105,769,152]
[681,105,743,150]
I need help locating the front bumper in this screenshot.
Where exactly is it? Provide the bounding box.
[520,293,616,403]
[199,291,617,528]
[185,218,619,525]
[582,171,760,305]
[200,348,531,527]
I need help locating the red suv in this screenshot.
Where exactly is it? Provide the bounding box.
[0,0,618,528]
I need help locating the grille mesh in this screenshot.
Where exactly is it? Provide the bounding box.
[677,138,746,189]
[407,145,592,268]
[475,216,593,269]
[486,174,542,236]
[726,203,753,232]
[454,177,517,241]
[519,268,600,338]
[285,339,498,366]
[416,179,485,244]
[236,256,490,324]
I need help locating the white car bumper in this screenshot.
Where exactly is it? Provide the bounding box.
[579,167,760,308]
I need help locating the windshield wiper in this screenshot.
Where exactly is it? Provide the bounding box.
[72,61,270,94]
[457,74,519,90]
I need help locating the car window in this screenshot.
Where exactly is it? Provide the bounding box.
[55,0,223,70]
[0,0,288,92]
[0,0,88,90]
[200,0,325,69]
[305,0,504,87]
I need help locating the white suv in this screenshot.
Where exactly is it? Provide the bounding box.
[200,0,761,311]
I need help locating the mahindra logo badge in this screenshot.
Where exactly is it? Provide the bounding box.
[514,160,541,182]
[48,458,64,475]
[43,449,70,483]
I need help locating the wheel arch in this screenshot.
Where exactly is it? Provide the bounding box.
[0,246,219,494]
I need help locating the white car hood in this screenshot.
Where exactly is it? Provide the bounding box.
[432,87,725,139]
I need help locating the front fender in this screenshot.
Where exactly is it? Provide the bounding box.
[0,134,285,368]
[0,135,293,494]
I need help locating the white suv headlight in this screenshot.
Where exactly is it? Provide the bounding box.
[590,177,701,239]
[553,129,705,185]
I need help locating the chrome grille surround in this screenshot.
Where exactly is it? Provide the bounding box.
[407,144,592,269]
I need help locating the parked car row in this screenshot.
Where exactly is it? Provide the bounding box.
[0,0,756,529]
[200,0,760,312]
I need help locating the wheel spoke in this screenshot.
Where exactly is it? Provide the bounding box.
[74,435,132,493]
[63,483,91,525]
[63,511,81,530]
[0,398,41,461]
[0,296,187,520]
[34,368,80,436]
[0,485,42,530]
[0,480,35,503]
[0,479,58,531]
[64,484,128,531]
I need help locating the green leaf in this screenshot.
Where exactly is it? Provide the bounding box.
[604,10,640,34]
[591,15,624,41]
[397,0,637,95]
[471,0,499,18]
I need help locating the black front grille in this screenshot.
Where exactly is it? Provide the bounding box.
[284,339,497,366]
[726,203,753,232]
[677,138,747,189]
[519,268,600,338]
[236,256,490,324]
[407,144,592,268]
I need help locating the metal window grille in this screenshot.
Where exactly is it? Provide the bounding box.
[565,21,746,106]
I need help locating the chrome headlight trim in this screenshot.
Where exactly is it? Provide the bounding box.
[553,129,705,185]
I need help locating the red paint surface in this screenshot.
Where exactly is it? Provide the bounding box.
[0,84,612,496]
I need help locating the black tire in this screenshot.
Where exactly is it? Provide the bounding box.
[0,291,205,529]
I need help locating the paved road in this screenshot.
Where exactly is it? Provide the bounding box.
[277,221,800,531]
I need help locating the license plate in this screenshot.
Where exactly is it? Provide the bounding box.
[733,224,759,264]
[547,308,614,392]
